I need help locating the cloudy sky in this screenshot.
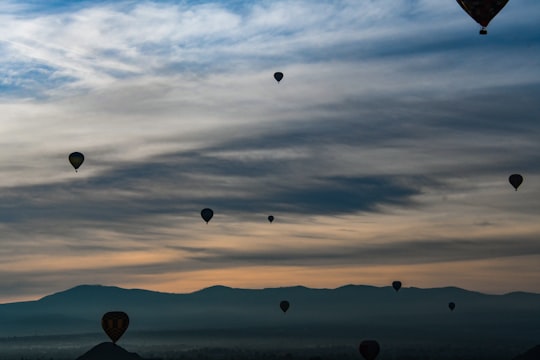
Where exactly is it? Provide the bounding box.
[0,0,539,303]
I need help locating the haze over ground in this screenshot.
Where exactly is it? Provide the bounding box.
[0,0,539,303]
[0,284,538,359]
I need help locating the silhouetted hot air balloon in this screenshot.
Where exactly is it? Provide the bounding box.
[509,174,523,191]
[456,0,509,35]
[274,72,284,83]
[448,302,456,311]
[280,300,290,313]
[359,340,380,360]
[392,281,402,292]
[101,311,129,344]
[68,152,84,171]
[201,208,214,223]
[268,215,274,223]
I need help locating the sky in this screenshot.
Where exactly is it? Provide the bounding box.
[0,0,539,304]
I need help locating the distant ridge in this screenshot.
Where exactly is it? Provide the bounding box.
[0,282,538,358]
[39,284,174,302]
[26,283,540,302]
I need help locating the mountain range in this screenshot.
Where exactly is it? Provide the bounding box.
[0,284,538,358]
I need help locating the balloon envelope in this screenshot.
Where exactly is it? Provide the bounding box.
[274,72,284,83]
[392,281,402,292]
[448,302,456,311]
[359,340,380,360]
[201,208,214,223]
[280,300,290,313]
[68,152,84,170]
[456,0,509,34]
[101,311,129,344]
[509,174,523,190]
[268,215,274,223]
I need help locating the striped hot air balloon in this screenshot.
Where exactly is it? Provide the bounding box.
[101,311,129,344]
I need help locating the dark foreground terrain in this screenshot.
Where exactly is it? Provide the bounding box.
[4,333,538,360]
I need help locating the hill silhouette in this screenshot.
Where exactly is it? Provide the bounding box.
[512,344,540,360]
[76,341,144,360]
[0,283,538,356]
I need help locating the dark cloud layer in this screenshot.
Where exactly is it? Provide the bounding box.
[2,80,540,234]
[0,159,420,226]
[186,236,540,267]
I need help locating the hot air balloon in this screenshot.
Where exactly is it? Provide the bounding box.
[509,174,523,191]
[359,340,380,360]
[268,215,274,223]
[456,0,509,35]
[201,208,213,223]
[68,152,84,171]
[274,72,284,83]
[101,311,129,344]
[280,300,290,313]
[392,281,402,292]
[448,302,456,311]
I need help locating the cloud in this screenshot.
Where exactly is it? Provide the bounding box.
[0,0,536,96]
[185,236,540,267]
[0,0,539,302]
